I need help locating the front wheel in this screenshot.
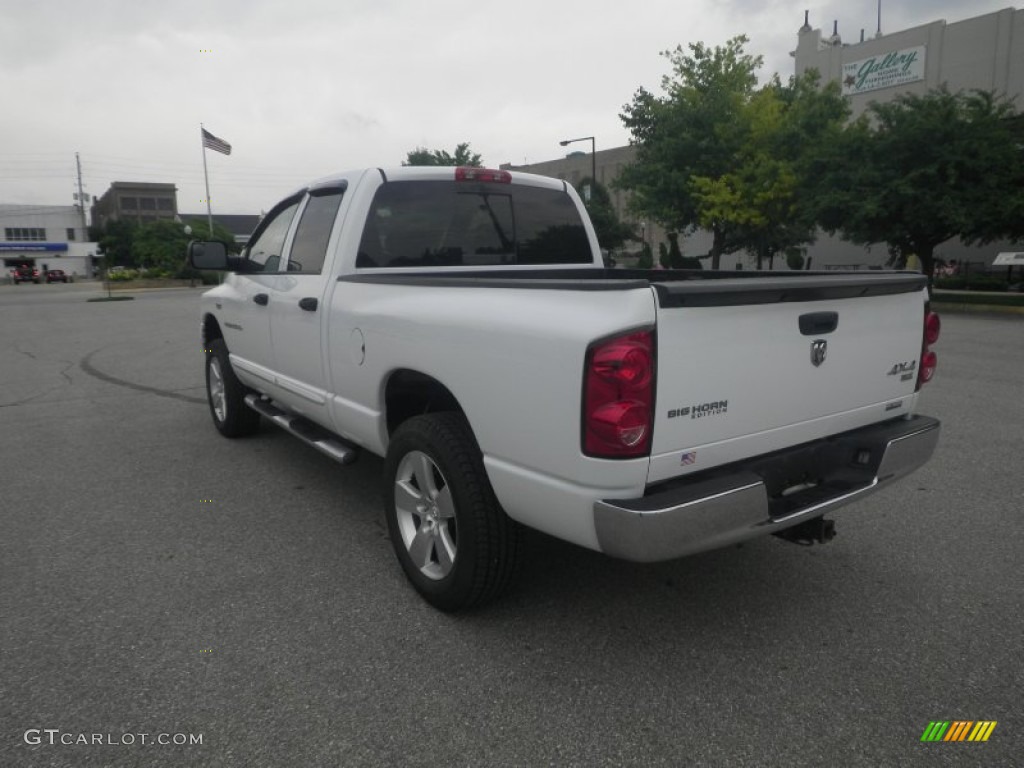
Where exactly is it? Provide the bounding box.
[384,413,521,612]
[205,338,261,437]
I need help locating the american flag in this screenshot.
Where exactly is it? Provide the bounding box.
[202,128,232,156]
[680,451,697,466]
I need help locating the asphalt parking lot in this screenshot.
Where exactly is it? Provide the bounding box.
[1,282,1021,767]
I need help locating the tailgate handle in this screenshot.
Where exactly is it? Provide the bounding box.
[799,311,838,336]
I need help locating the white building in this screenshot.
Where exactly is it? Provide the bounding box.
[0,204,99,278]
[791,7,1024,269]
[794,7,1024,119]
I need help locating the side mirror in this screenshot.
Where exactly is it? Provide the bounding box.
[188,241,229,270]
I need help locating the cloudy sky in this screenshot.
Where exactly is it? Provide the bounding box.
[0,0,1013,216]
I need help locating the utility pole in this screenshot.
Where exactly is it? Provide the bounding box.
[75,152,88,236]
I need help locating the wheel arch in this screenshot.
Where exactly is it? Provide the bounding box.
[383,369,467,438]
[201,313,224,348]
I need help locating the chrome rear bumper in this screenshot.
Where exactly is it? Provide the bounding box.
[594,415,940,562]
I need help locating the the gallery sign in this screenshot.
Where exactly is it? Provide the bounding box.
[842,45,926,95]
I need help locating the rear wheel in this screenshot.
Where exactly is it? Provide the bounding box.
[384,413,521,611]
[205,338,261,437]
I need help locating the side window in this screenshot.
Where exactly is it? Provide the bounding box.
[245,200,300,272]
[286,191,344,274]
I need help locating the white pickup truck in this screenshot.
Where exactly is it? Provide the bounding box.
[188,165,941,611]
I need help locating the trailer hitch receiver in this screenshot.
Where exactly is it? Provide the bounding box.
[774,517,836,546]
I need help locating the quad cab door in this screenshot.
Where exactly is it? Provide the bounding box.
[220,196,302,388]
[265,181,348,425]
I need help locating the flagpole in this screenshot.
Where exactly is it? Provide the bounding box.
[201,123,213,236]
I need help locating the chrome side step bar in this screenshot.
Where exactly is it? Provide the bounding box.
[244,394,358,465]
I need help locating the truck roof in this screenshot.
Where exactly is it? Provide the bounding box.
[301,166,568,196]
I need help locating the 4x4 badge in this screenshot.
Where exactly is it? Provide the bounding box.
[811,339,827,367]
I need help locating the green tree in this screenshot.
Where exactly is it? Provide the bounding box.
[690,72,848,269]
[183,219,239,253]
[574,178,635,251]
[133,219,237,277]
[403,142,483,167]
[617,36,762,268]
[810,87,1024,278]
[132,220,191,274]
[93,219,138,268]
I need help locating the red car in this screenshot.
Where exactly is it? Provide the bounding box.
[45,269,69,283]
[12,265,41,284]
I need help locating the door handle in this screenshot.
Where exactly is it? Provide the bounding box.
[253,293,269,306]
[799,311,838,335]
[298,297,318,312]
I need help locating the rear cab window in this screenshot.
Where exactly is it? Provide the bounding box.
[286,190,345,274]
[356,180,591,268]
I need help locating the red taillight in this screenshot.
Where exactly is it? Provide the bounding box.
[455,167,511,184]
[920,350,937,383]
[583,330,654,458]
[917,309,940,389]
[592,343,652,388]
[924,311,941,345]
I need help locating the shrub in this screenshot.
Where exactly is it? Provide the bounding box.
[964,276,1008,292]
[637,243,654,270]
[931,292,1024,307]
[934,275,1008,292]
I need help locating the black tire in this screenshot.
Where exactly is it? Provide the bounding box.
[384,412,522,612]
[204,338,261,438]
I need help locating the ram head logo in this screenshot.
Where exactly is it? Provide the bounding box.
[810,339,828,367]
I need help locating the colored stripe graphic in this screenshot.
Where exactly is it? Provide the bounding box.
[969,722,997,742]
[920,721,996,742]
[944,721,972,741]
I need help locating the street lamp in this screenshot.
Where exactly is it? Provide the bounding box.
[558,136,596,203]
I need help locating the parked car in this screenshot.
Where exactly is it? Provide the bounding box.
[12,265,41,284]
[45,269,69,283]
[187,165,941,611]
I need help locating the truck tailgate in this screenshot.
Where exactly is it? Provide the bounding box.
[647,273,929,484]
